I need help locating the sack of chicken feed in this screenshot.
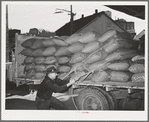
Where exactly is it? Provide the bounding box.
[103,38,125,53]
[42,38,56,47]
[32,48,45,57]
[52,37,68,46]
[34,65,46,72]
[108,61,130,71]
[20,48,33,56]
[91,70,109,82]
[26,69,36,78]
[79,31,101,43]
[55,47,71,57]
[24,57,34,64]
[85,50,108,64]
[44,56,57,64]
[131,73,144,82]
[58,56,70,64]
[67,42,85,53]
[128,63,144,73]
[98,29,132,43]
[34,72,46,79]
[70,52,88,64]
[104,52,121,62]
[98,29,117,43]
[42,47,57,56]
[110,71,130,82]
[24,63,35,71]
[116,48,137,60]
[82,41,103,53]
[34,57,45,65]
[65,33,81,44]
[88,60,110,72]
[58,65,71,73]
[21,38,36,48]
[30,39,45,49]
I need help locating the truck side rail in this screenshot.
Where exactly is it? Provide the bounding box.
[74,80,144,90]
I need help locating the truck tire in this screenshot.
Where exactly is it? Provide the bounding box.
[94,87,117,110]
[76,88,109,110]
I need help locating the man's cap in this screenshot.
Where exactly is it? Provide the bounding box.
[46,66,58,73]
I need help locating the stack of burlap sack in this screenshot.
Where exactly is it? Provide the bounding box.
[128,56,145,82]
[21,36,72,79]
[65,30,139,83]
[20,29,142,83]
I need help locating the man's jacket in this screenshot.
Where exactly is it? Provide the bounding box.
[37,75,69,100]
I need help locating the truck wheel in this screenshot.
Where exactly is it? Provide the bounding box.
[95,87,117,110]
[109,91,118,110]
[76,88,109,110]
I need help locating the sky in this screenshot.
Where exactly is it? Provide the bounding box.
[7,1,146,35]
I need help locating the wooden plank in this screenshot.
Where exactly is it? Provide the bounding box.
[75,80,144,90]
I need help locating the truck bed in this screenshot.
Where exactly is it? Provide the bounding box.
[75,80,144,90]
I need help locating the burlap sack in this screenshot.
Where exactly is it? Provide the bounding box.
[24,57,34,64]
[108,62,130,71]
[52,37,68,46]
[91,70,109,82]
[67,42,85,53]
[128,63,144,73]
[82,41,102,53]
[42,47,57,56]
[44,56,57,64]
[79,31,101,43]
[34,65,46,72]
[110,71,130,82]
[30,39,45,49]
[20,48,33,56]
[55,47,71,57]
[104,52,121,62]
[42,38,55,47]
[65,33,81,44]
[85,50,108,64]
[32,48,45,57]
[58,56,70,64]
[21,38,36,48]
[34,57,45,65]
[131,73,144,82]
[98,29,117,43]
[24,63,35,71]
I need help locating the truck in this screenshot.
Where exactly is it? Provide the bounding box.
[8,32,145,110]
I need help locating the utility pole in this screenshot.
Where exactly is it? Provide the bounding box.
[54,5,76,35]
[70,5,74,35]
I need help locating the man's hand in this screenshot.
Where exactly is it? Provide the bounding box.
[66,78,75,87]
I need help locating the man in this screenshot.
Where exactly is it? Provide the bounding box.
[35,66,75,110]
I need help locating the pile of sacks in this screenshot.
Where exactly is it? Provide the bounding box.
[65,30,139,83]
[21,36,72,79]
[128,56,145,82]
[20,29,141,83]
